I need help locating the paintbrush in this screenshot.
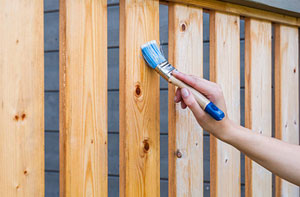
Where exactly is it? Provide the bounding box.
[141,40,225,121]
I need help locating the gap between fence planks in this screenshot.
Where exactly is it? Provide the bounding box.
[210,11,241,197]
[0,0,44,196]
[119,0,160,196]
[59,0,108,196]
[168,3,203,196]
[274,24,300,197]
[245,18,272,197]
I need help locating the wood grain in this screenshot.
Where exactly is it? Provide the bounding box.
[209,11,241,197]
[161,0,300,27]
[168,3,203,196]
[244,18,272,197]
[274,24,299,197]
[216,0,300,18]
[119,0,160,196]
[0,0,44,196]
[59,0,108,196]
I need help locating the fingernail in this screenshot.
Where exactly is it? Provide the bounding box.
[172,70,179,74]
[174,95,178,101]
[181,88,189,98]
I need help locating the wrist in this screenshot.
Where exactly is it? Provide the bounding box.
[215,118,236,142]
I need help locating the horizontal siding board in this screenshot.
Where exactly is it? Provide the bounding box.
[44,0,59,11]
[45,172,59,197]
[45,52,59,91]
[45,132,59,171]
[44,12,59,51]
[107,6,119,47]
[160,4,169,44]
[45,92,59,131]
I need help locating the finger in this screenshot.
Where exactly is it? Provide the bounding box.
[181,101,187,109]
[172,70,218,96]
[180,88,205,118]
[174,88,182,103]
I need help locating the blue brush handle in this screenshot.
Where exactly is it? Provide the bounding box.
[204,102,225,121]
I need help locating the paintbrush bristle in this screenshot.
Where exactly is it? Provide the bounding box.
[141,40,167,69]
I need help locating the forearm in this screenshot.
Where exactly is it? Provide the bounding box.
[220,120,300,186]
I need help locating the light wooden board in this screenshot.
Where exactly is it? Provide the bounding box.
[209,11,241,197]
[0,0,44,196]
[162,0,300,27]
[168,3,203,196]
[244,18,272,197]
[274,24,299,197]
[59,0,108,196]
[219,0,300,17]
[119,0,160,196]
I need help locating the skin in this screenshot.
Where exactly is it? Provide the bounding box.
[172,70,300,186]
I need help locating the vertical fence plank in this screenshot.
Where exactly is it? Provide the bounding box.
[210,11,241,197]
[119,0,160,196]
[274,24,299,197]
[245,18,272,197]
[168,4,203,196]
[59,0,107,196]
[0,0,44,196]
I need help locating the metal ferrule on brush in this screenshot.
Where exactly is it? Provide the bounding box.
[154,61,176,80]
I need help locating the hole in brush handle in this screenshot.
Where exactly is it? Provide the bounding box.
[204,102,225,121]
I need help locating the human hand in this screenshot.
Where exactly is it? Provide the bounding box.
[172,71,232,139]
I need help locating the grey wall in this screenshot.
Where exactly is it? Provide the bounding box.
[44,0,249,196]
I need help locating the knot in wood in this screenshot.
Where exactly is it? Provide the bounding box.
[14,115,19,121]
[135,84,142,97]
[143,139,150,153]
[180,22,187,32]
[176,150,182,158]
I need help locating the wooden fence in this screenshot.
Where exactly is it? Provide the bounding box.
[0,0,299,196]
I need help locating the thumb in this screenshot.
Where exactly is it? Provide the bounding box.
[181,88,205,118]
